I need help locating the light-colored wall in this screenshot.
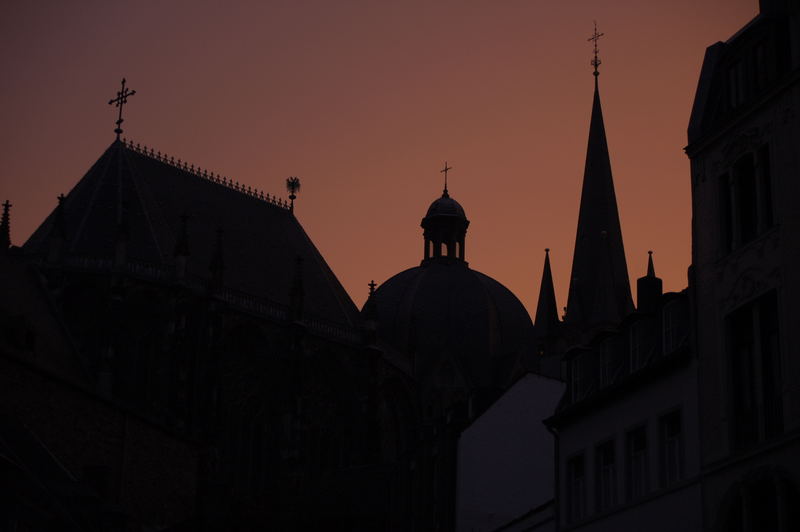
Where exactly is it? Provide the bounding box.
[456,373,564,532]
[557,361,700,530]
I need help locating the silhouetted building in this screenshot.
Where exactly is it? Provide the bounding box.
[1,140,391,530]
[365,185,536,530]
[2,2,799,530]
[686,0,800,529]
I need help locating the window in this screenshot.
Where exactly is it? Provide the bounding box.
[728,61,746,108]
[728,290,783,450]
[566,454,586,522]
[626,426,649,500]
[719,146,774,253]
[659,409,684,487]
[595,440,617,512]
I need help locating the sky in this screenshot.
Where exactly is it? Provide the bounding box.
[0,0,758,317]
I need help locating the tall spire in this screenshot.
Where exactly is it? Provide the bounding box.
[565,29,633,330]
[534,248,559,336]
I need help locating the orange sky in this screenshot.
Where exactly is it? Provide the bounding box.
[0,0,758,317]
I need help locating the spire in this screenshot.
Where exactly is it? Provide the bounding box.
[534,248,559,336]
[1,200,11,252]
[637,251,663,313]
[565,33,633,330]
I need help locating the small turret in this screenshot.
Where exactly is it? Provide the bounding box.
[0,200,11,252]
[636,251,663,314]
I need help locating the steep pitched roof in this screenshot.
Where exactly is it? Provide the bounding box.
[24,140,359,328]
[565,78,633,329]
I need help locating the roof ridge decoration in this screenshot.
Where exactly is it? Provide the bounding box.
[121,138,291,210]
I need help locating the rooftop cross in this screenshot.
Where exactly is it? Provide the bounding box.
[588,21,604,77]
[440,161,453,196]
[368,279,377,296]
[108,78,137,140]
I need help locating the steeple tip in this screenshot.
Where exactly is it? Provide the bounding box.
[535,247,559,335]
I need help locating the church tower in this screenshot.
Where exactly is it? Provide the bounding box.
[565,30,633,333]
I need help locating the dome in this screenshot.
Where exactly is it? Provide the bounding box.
[425,192,466,219]
[366,260,533,387]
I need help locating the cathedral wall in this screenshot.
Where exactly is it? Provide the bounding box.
[0,353,200,528]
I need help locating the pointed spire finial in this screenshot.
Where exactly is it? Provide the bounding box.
[535,247,559,336]
[588,21,604,78]
[108,78,136,141]
[647,250,655,277]
[440,161,452,197]
[1,200,11,251]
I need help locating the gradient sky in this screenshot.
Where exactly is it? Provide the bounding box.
[1,0,758,317]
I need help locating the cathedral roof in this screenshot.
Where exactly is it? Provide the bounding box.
[23,140,359,328]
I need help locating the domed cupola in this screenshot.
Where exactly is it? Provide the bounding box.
[421,176,469,263]
[364,165,533,394]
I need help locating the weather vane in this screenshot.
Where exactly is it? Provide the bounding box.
[108,78,137,140]
[286,176,301,212]
[440,161,452,196]
[588,21,604,77]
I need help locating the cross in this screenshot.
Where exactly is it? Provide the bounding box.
[368,279,377,296]
[440,161,452,195]
[588,21,604,77]
[108,78,136,140]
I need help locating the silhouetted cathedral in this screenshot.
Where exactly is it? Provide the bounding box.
[2,1,799,531]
